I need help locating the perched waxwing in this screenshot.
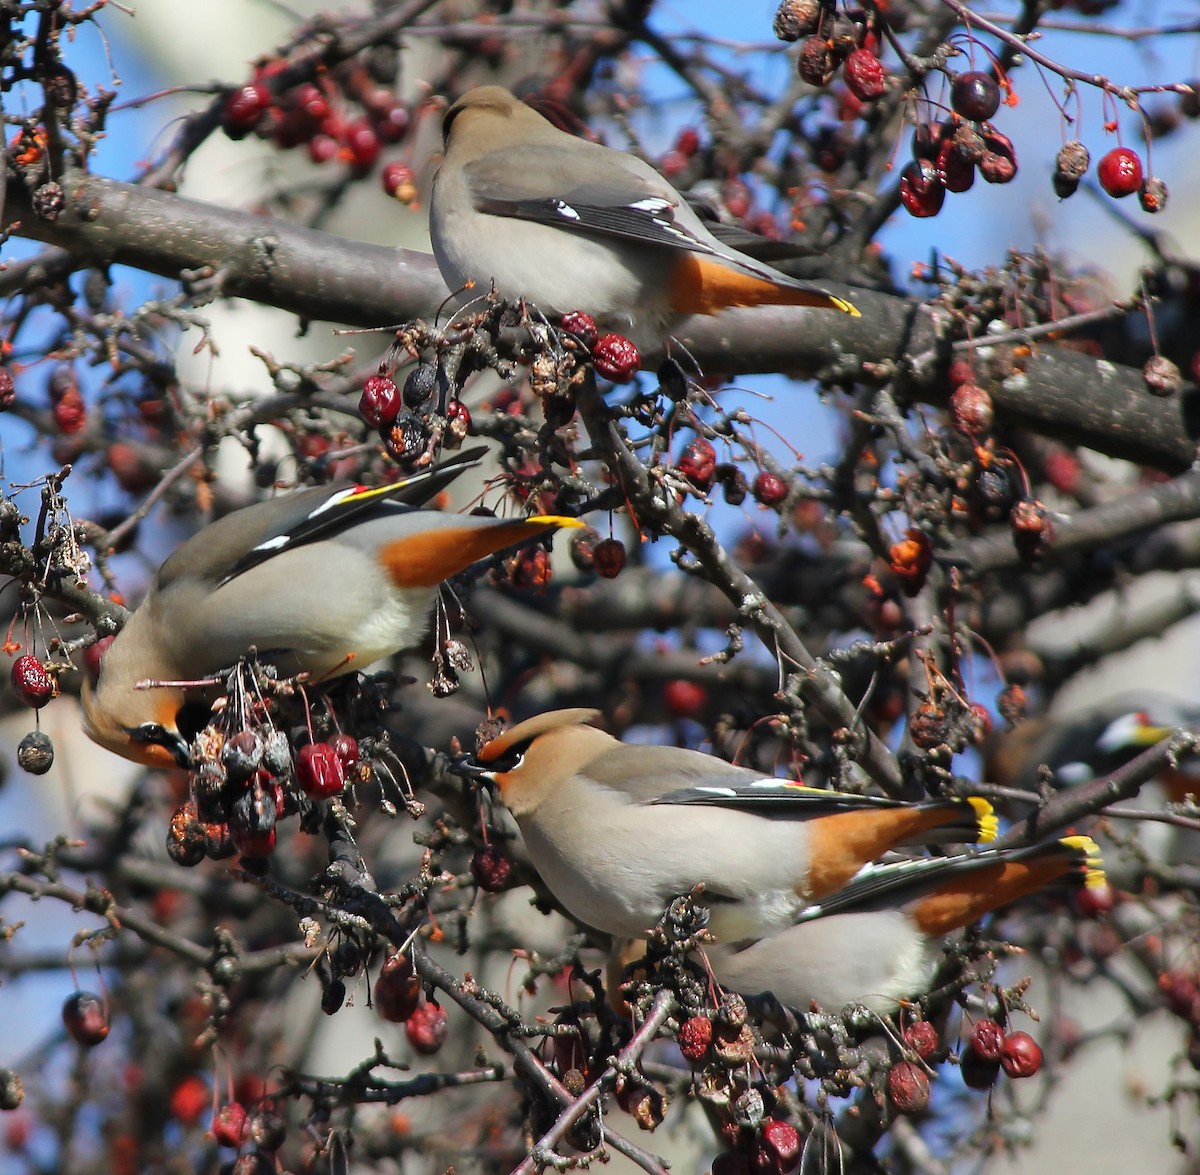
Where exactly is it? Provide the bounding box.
[82,448,580,769]
[429,87,859,347]
[465,709,998,942]
[612,835,1105,1015]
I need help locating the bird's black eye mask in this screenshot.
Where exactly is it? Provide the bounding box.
[453,735,536,780]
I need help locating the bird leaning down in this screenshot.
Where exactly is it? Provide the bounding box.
[611,835,1105,1015]
[82,448,580,769]
[464,708,998,943]
[429,86,860,348]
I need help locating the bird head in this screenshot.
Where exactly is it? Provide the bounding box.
[457,708,611,817]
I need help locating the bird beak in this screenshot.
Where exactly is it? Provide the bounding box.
[450,754,493,786]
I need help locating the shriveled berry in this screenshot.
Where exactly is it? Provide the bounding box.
[470,844,512,892]
[950,70,1001,121]
[375,951,421,1023]
[717,464,749,505]
[593,334,640,382]
[321,978,347,1015]
[887,1061,931,1114]
[592,537,627,578]
[979,128,1018,184]
[569,525,601,571]
[167,803,208,867]
[899,159,945,217]
[677,1015,713,1061]
[1098,146,1143,198]
[223,82,271,136]
[402,363,438,409]
[679,438,718,488]
[11,655,53,708]
[889,528,933,596]
[970,1018,1005,1061]
[843,48,886,101]
[445,398,472,446]
[1000,1031,1043,1078]
[360,375,401,427]
[295,742,346,799]
[405,1001,448,1054]
[247,1103,286,1150]
[773,0,821,40]
[903,1020,939,1059]
[222,730,263,782]
[1011,497,1050,560]
[798,36,836,87]
[509,546,552,590]
[212,1102,249,1148]
[17,730,54,775]
[561,310,599,349]
[62,991,109,1047]
[0,1069,23,1111]
[752,470,789,507]
[950,382,993,432]
[761,1118,801,1170]
[1144,355,1182,397]
[1139,176,1168,213]
[1053,140,1089,199]
[382,411,429,465]
[0,367,14,410]
[52,389,86,434]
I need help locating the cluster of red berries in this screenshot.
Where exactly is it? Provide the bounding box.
[674,438,792,510]
[1054,141,1167,212]
[10,654,58,775]
[166,725,361,866]
[900,70,1016,218]
[373,950,448,1053]
[359,368,472,467]
[774,0,888,105]
[559,311,642,384]
[220,64,411,183]
[568,526,628,579]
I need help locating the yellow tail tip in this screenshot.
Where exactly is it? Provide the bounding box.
[967,796,998,843]
[1060,834,1106,887]
[832,296,861,317]
[527,515,585,530]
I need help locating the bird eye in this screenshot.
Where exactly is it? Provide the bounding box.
[131,723,170,745]
[489,748,526,773]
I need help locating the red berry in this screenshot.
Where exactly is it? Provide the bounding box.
[290,82,329,124]
[663,679,708,720]
[889,527,933,596]
[761,1118,801,1170]
[722,178,752,220]
[232,824,277,858]
[1159,969,1198,1017]
[470,844,512,892]
[900,159,946,217]
[592,333,641,382]
[752,470,789,507]
[592,537,627,578]
[1097,146,1143,198]
[170,1075,209,1125]
[950,382,994,432]
[405,1001,448,1054]
[678,438,718,488]
[677,1015,713,1061]
[212,1102,249,1148]
[951,70,1001,121]
[1139,175,1168,213]
[359,375,401,427]
[52,389,86,433]
[343,118,381,170]
[295,742,346,799]
[223,83,271,136]
[331,733,359,770]
[375,952,421,1023]
[936,141,976,193]
[843,48,886,101]
[1072,879,1115,918]
[560,310,599,349]
[1000,1031,1043,1078]
[970,1018,1005,1061]
[374,100,411,144]
[886,1061,931,1114]
[382,162,417,202]
[62,991,109,1046]
[308,133,339,164]
[959,1046,1000,1089]
[11,655,53,708]
[675,127,701,156]
[903,1020,939,1059]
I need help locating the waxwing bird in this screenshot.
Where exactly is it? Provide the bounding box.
[465,709,997,942]
[82,448,580,769]
[612,835,1104,1015]
[429,87,859,347]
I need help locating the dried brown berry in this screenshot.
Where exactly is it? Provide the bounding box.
[402,364,438,409]
[592,537,627,578]
[1139,176,1169,213]
[470,844,512,892]
[798,37,837,87]
[773,0,821,40]
[17,730,54,775]
[1144,355,1182,397]
[569,525,601,571]
[0,1068,24,1111]
[950,382,994,432]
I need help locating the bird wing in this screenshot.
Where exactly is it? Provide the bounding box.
[652,777,921,814]
[157,446,488,591]
[462,144,729,258]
